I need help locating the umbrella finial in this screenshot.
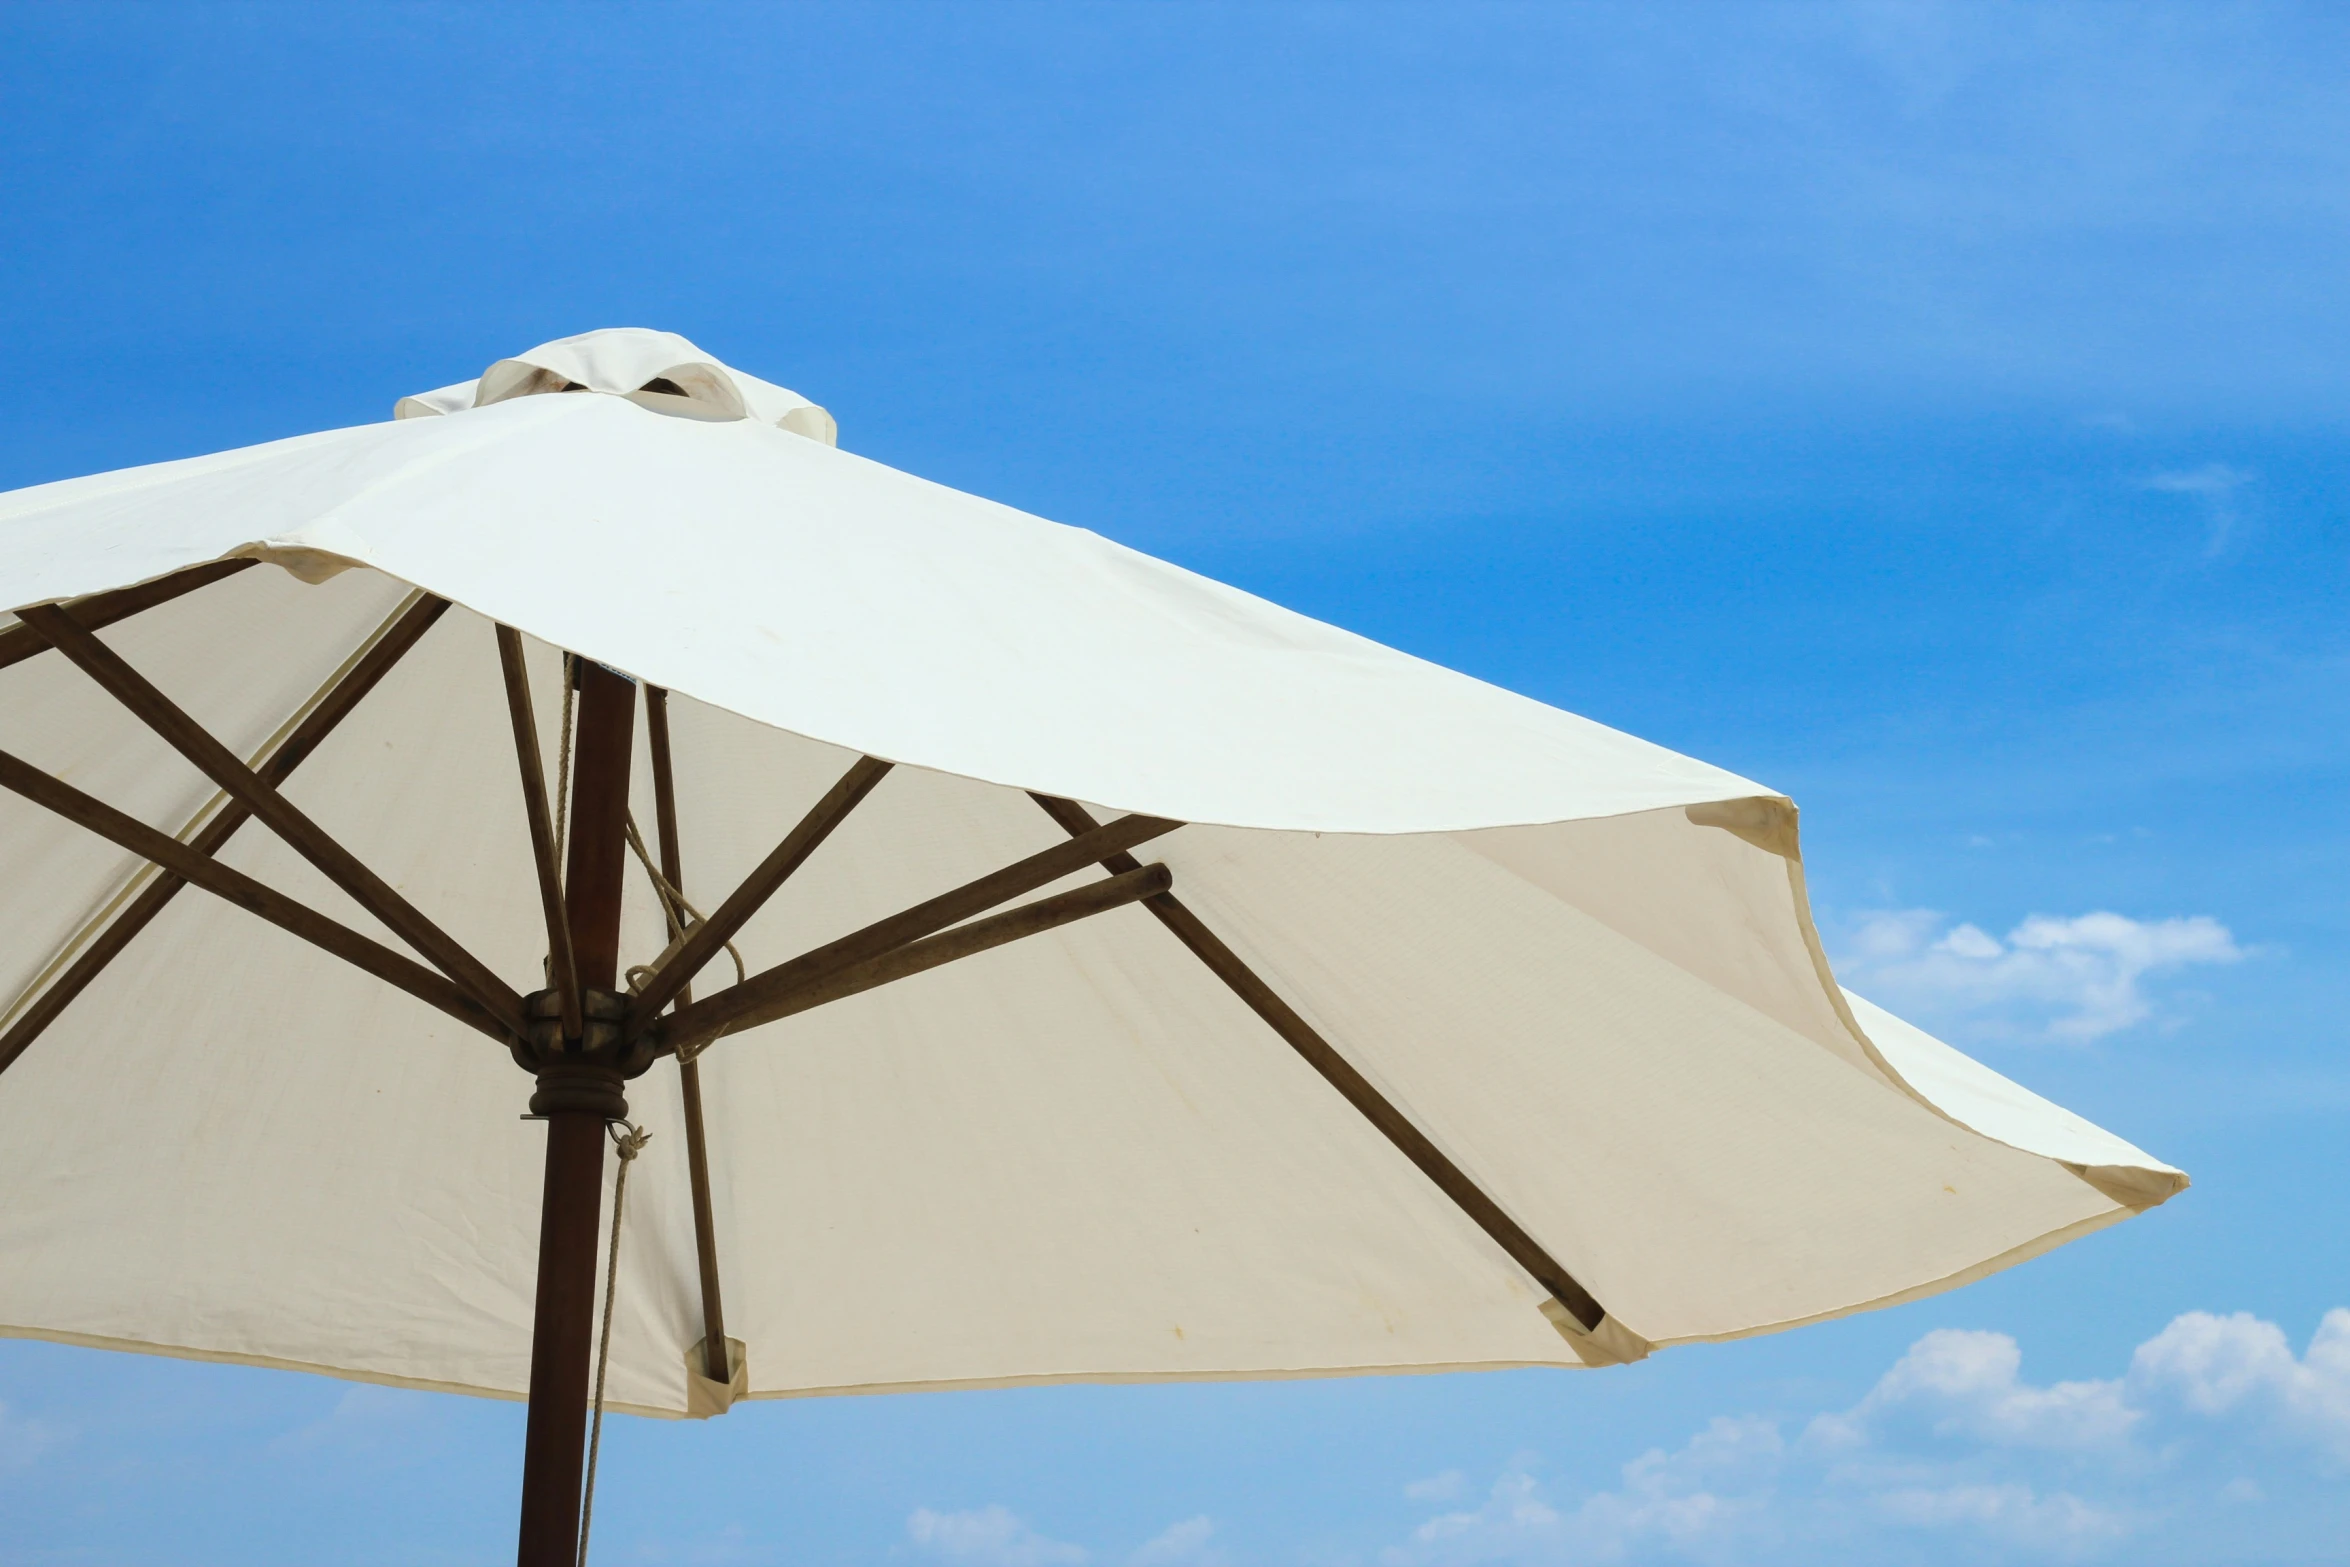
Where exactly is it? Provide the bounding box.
[392,326,838,442]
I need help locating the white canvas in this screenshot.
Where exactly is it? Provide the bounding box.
[0,330,2181,1415]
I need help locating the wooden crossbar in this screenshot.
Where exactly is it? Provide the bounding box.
[0,591,453,1074]
[19,602,525,1037]
[0,747,503,1040]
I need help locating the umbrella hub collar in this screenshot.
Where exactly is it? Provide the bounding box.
[514,987,657,1120]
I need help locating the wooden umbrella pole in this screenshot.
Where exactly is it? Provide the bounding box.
[517,660,637,1567]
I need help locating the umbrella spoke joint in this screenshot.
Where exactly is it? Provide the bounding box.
[511,987,657,1119]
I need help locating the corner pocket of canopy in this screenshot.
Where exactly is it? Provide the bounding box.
[1684,800,2188,1216]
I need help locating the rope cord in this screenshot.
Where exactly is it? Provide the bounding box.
[620,811,745,1063]
[553,653,577,882]
[576,1118,650,1567]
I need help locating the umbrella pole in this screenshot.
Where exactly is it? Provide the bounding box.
[517,661,637,1567]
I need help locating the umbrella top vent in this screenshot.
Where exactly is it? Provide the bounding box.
[393,326,839,445]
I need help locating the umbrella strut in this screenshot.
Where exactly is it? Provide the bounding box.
[643,688,733,1387]
[1027,793,1612,1337]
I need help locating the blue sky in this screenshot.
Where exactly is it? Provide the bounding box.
[0,4,2345,1563]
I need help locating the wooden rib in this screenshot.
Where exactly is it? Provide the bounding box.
[496,626,581,1041]
[17,602,525,1037]
[634,808,1181,1048]
[0,593,451,1077]
[621,755,895,1033]
[643,691,693,1012]
[1029,792,1608,1334]
[0,559,257,675]
[646,685,731,1387]
[0,748,503,1040]
[657,862,1172,1059]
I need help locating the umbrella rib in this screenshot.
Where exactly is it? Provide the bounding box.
[0,746,506,1042]
[655,861,1173,1058]
[632,808,1182,1049]
[1028,792,1611,1335]
[16,602,527,1038]
[0,558,258,675]
[623,754,897,1030]
[495,626,582,1042]
[0,592,453,1077]
[644,684,732,1388]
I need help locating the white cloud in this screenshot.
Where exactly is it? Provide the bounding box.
[2141,463,2254,553]
[1386,1425,1783,1565]
[909,1506,1089,1567]
[905,1311,2349,1567]
[1584,1417,1782,1555]
[1387,1459,1566,1566]
[1809,1328,2139,1450]
[2130,1308,2350,1459]
[1383,1307,2350,1564]
[1833,907,2241,1040]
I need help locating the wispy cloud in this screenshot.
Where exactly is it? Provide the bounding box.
[909,1507,1089,1567]
[0,1398,56,1471]
[2141,463,2254,554]
[1867,1483,2126,1553]
[909,1508,1229,1567]
[1833,908,2241,1040]
[267,1382,438,1460]
[1127,1516,1224,1567]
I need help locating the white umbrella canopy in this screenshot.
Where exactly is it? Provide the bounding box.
[0,329,2179,1530]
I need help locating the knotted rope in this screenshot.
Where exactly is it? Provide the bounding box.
[576,1118,649,1567]
[620,811,744,1063]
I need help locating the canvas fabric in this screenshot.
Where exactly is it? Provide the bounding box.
[0,332,2180,1415]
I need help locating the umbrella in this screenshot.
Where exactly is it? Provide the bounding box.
[0,329,2183,1562]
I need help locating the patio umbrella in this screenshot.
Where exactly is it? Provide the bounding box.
[0,329,2182,1563]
